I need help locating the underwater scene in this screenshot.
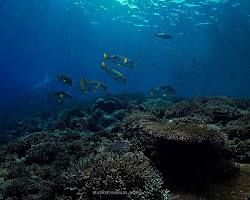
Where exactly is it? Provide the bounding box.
[0,0,250,199]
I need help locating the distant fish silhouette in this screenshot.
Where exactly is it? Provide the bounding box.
[155,33,173,39]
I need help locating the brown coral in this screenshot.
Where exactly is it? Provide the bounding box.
[122,112,235,185]
[224,115,250,140]
[61,152,166,200]
[122,110,158,131]
[142,122,226,145]
[164,96,248,124]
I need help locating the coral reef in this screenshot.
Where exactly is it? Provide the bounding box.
[228,139,250,163]
[0,94,250,199]
[224,114,250,140]
[59,152,165,200]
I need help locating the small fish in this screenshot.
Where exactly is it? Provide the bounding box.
[95,81,108,91]
[107,68,127,84]
[57,75,73,86]
[155,33,173,39]
[103,53,135,69]
[79,79,107,93]
[103,53,109,60]
[49,91,72,104]
[100,61,108,70]
[100,63,127,84]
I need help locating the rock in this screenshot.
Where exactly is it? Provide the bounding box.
[112,109,126,120]
[0,133,14,145]
[94,97,122,113]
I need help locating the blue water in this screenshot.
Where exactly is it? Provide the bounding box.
[0,0,249,114]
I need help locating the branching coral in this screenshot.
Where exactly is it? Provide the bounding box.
[228,139,250,163]
[138,98,173,118]
[7,131,61,158]
[1,94,249,199]
[164,97,249,125]
[60,152,166,200]
[122,110,158,130]
[224,115,250,140]
[1,178,54,200]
